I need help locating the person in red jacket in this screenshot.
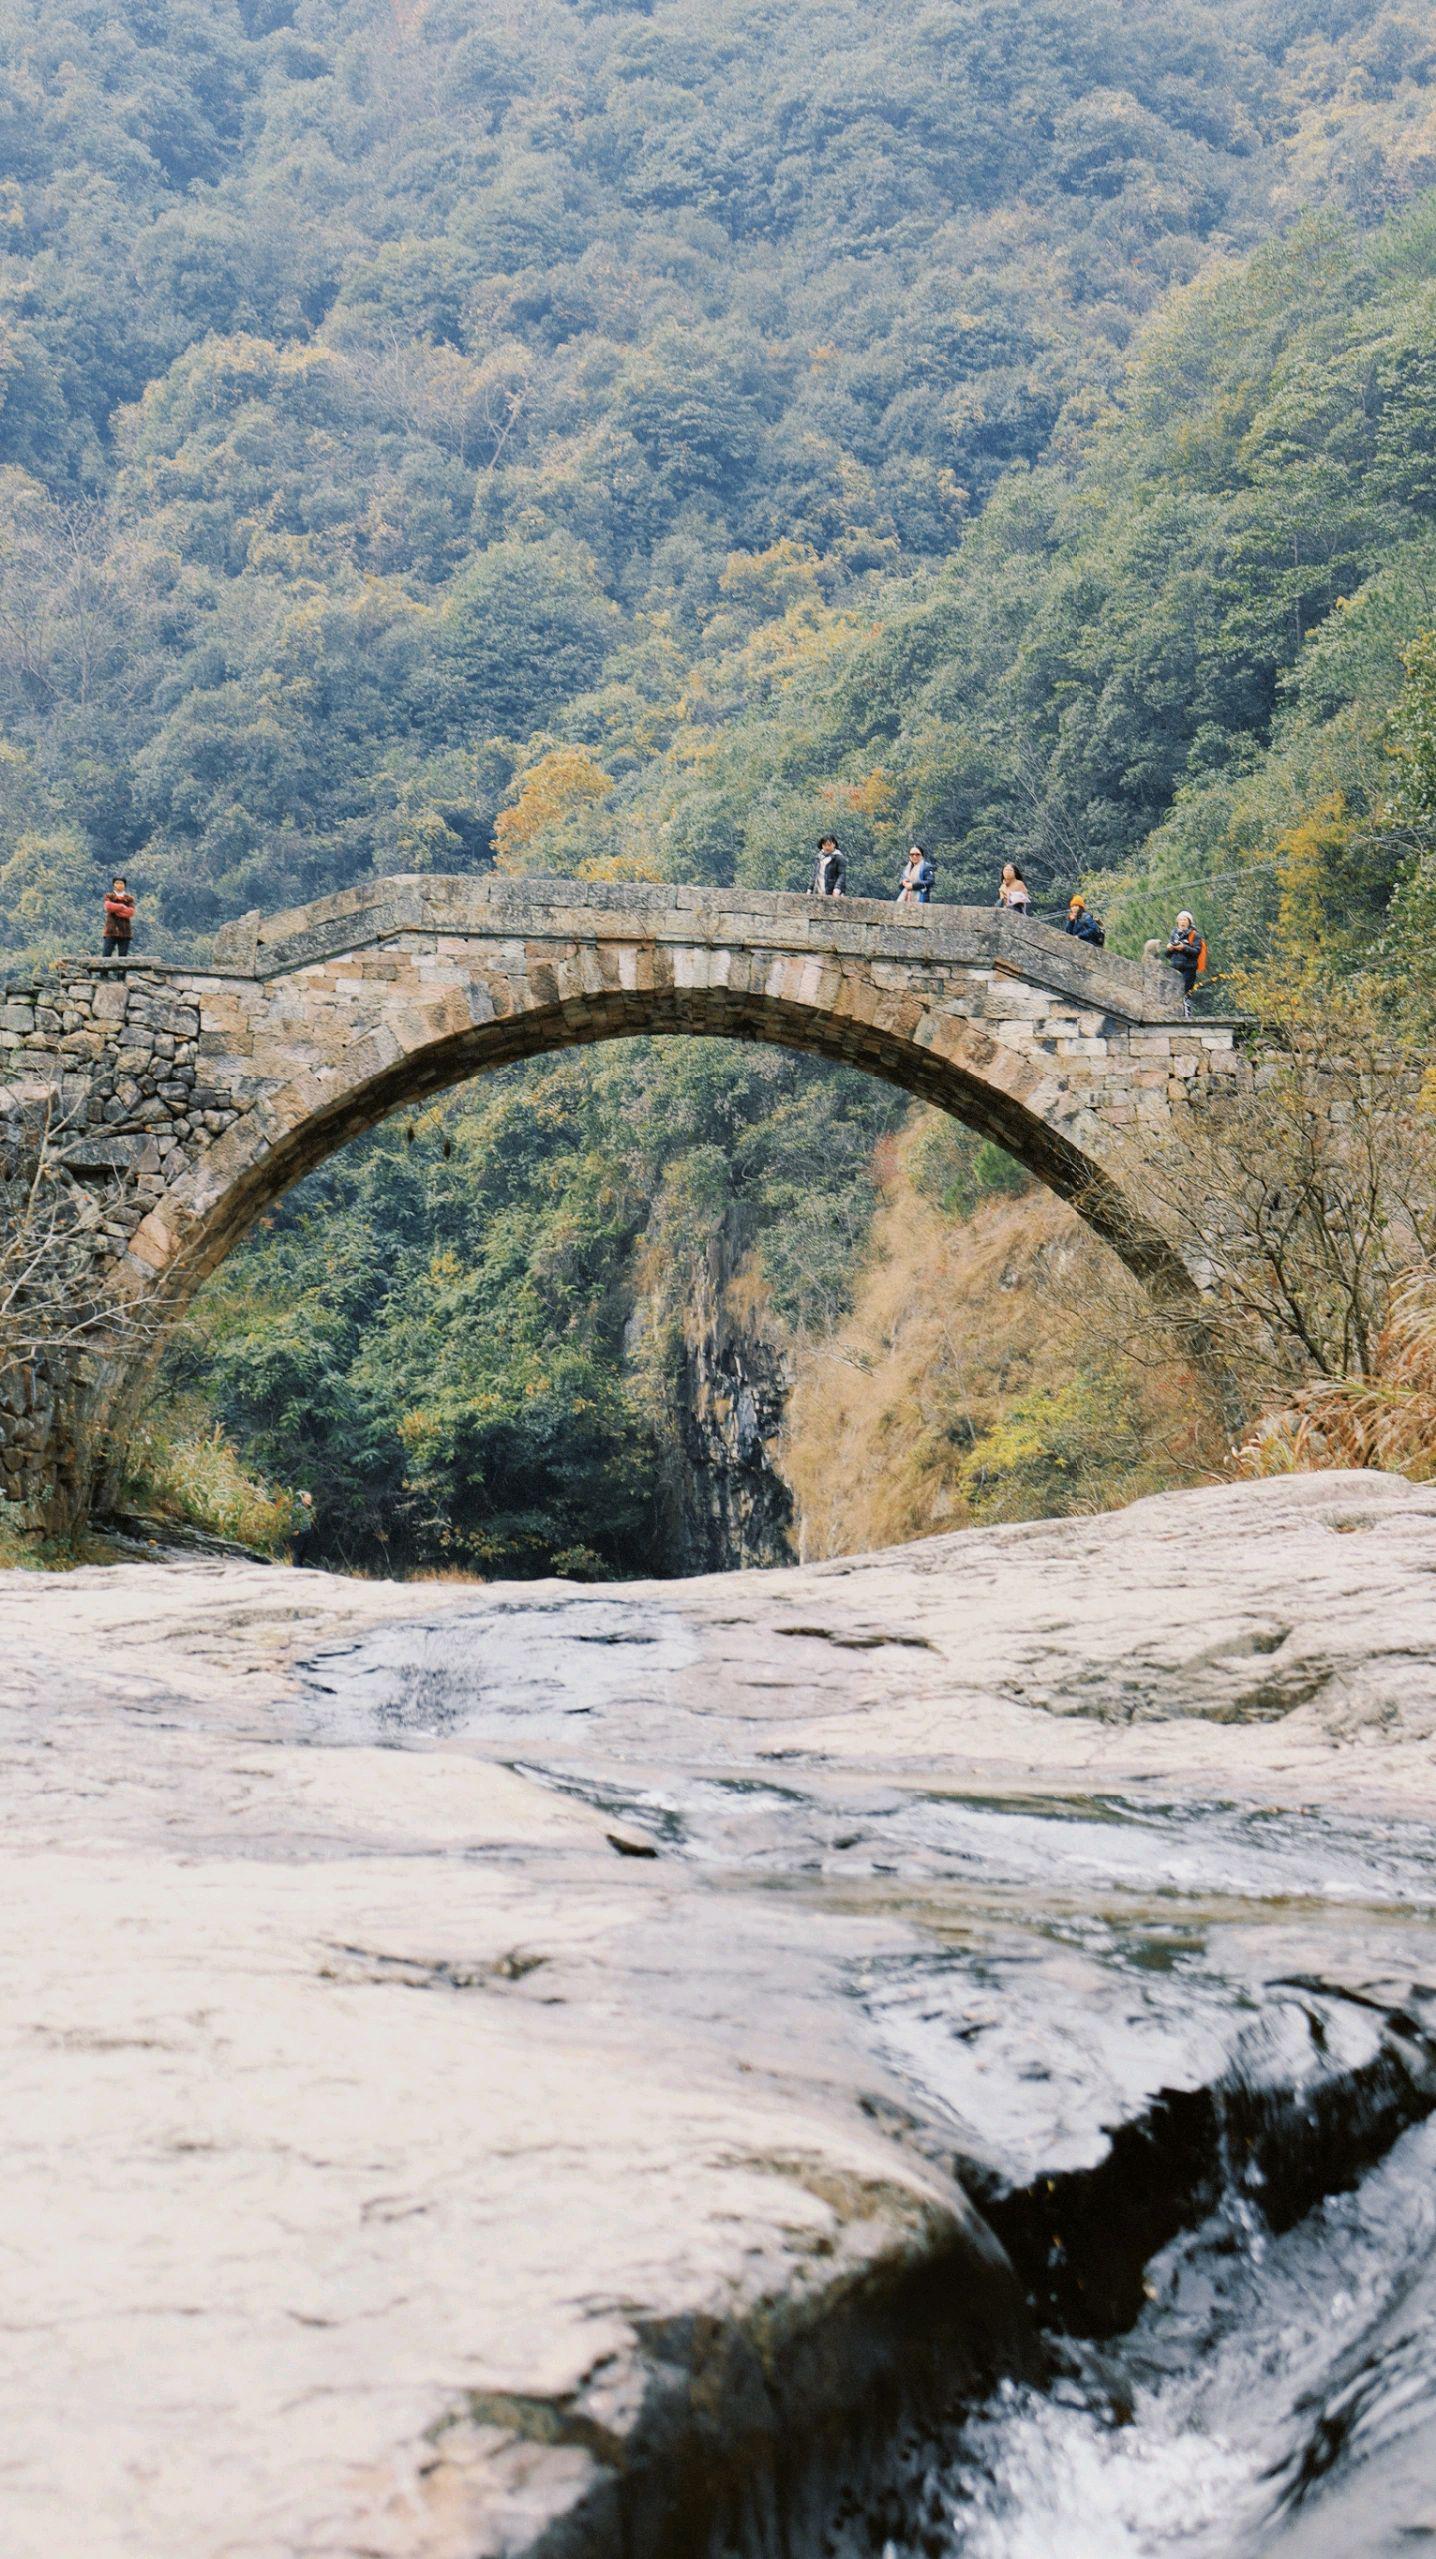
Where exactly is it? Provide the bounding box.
[102,878,136,959]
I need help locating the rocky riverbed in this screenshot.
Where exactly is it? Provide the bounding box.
[6,1472,1436,2559]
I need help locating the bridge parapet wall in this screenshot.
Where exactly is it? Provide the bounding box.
[211,875,1191,1021]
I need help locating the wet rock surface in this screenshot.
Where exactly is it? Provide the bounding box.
[5,1472,1436,2557]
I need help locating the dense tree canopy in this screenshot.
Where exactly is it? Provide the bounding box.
[167,1039,901,1574]
[2,0,1434,1568]
[624,203,1436,952]
[2,0,1430,938]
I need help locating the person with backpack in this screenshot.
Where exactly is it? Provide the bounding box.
[812,835,846,897]
[102,877,136,959]
[1064,894,1104,947]
[1165,912,1206,1011]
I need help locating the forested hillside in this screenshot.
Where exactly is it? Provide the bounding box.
[628,203,1436,945]
[3,0,1431,933]
[3,0,1435,1571]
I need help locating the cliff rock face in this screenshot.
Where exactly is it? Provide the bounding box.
[661,1231,795,1574]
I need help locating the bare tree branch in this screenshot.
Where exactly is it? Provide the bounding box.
[1090,1000,1436,1417]
[0,1085,158,1369]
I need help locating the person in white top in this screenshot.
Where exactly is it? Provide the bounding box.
[996,861,1031,915]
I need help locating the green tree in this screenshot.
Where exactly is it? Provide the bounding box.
[434,538,618,739]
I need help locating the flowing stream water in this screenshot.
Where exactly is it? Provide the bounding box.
[297,1592,1436,2559]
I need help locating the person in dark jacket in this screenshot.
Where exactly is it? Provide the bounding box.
[102,878,136,958]
[1064,894,1103,946]
[812,835,847,896]
[1165,912,1203,1010]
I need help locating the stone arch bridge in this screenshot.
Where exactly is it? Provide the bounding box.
[0,875,1248,1520]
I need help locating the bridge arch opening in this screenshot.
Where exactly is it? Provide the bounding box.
[125,975,1194,1318]
[130,1007,1187,1578]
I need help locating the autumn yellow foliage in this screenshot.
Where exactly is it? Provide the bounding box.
[781,1122,1220,1559]
[494,746,615,865]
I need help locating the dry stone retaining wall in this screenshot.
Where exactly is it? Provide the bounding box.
[0,876,1251,1523]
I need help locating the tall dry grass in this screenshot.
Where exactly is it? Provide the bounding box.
[1239,1261,1436,1483]
[117,1399,303,1552]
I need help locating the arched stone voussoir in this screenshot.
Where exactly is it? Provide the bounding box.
[202,980,1161,1284]
[380,993,482,1057]
[121,1203,194,1284]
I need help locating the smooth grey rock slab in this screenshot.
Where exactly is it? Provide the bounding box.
[2,1473,1435,2556]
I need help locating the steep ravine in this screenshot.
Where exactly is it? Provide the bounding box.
[633,1132,1219,1583]
[631,1221,797,1573]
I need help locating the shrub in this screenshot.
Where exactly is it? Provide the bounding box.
[1238,1259,1436,1483]
[118,1402,301,1553]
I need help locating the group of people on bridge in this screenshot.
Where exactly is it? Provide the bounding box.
[813,839,1208,1009]
[96,850,1207,1012]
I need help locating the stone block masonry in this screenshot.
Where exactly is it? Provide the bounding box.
[0,877,1251,1524]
